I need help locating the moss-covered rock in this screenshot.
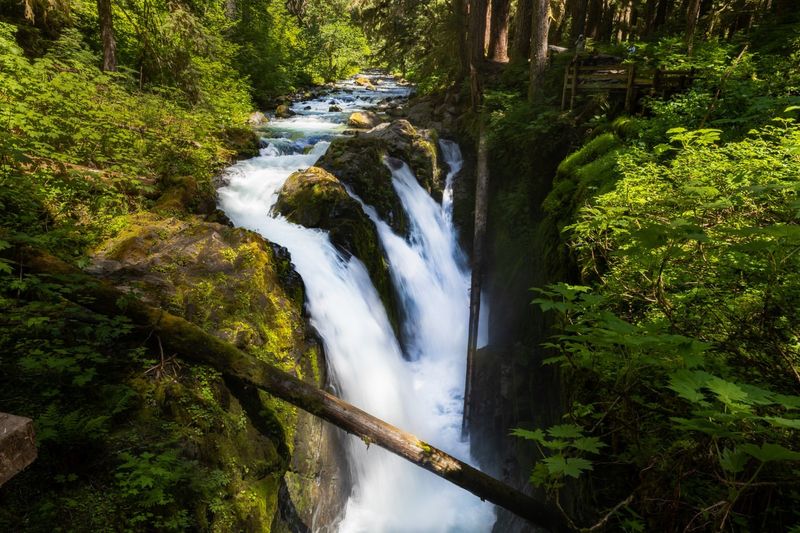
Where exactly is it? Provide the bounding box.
[273,167,401,336]
[275,104,295,118]
[154,175,218,217]
[219,125,261,159]
[317,120,443,235]
[88,213,346,531]
[347,111,382,129]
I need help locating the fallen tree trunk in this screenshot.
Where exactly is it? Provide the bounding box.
[7,244,568,532]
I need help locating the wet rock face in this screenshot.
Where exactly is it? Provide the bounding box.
[316,120,443,236]
[273,167,402,337]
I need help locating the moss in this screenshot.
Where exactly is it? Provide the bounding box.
[543,132,624,235]
[316,119,442,236]
[82,213,328,530]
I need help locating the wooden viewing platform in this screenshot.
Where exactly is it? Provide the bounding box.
[562,61,696,112]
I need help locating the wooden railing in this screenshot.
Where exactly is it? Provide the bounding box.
[561,62,696,112]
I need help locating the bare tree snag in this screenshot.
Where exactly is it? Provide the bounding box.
[97,0,117,71]
[528,0,551,102]
[7,244,568,533]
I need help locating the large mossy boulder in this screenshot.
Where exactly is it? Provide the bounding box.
[89,213,346,531]
[273,167,401,335]
[347,111,382,129]
[316,120,442,235]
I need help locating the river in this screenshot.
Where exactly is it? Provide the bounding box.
[217,72,495,533]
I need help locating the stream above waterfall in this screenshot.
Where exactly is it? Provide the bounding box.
[217,72,495,533]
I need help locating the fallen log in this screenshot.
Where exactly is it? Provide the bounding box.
[0,413,37,486]
[6,244,569,532]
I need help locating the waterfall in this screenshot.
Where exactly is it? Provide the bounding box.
[217,74,494,532]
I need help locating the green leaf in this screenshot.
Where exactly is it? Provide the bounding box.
[719,447,749,474]
[763,417,800,429]
[511,428,546,443]
[543,456,593,478]
[741,443,800,463]
[668,370,711,404]
[706,377,750,407]
[547,424,584,439]
[572,436,607,454]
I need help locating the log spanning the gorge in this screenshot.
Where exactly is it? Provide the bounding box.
[7,244,569,533]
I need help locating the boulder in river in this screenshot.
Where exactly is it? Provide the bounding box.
[329,105,342,112]
[275,104,295,118]
[317,120,442,236]
[347,111,382,129]
[273,167,401,334]
[354,76,376,91]
[248,111,269,126]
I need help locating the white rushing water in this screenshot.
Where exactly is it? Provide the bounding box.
[218,73,494,532]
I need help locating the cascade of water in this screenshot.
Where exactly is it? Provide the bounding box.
[438,139,463,224]
[217,73,494,532]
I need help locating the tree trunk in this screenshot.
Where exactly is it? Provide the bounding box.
[463,123,489,437]
[654,0,670,31]
[570,0,589,44]
[453,0,470,82]
[528,0,551,102]
[469,0,490,65]
[487,0,511,61]
[774,0,791,18]
[685,0,702,54]
[599,0,616,41]
[6,243,569,533]
[643,0,657,36]
[97,0,117,71]
[586,0,604,39]
[511,0,533,63]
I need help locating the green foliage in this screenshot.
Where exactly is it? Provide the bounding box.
[230,0,369,103]
[527,116,800,529]
[0,265,281,530]
[356,0,457,90]
[512,423,605,487]
[300,1,370,83]
[0,22,245,254]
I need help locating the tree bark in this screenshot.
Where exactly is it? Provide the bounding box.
[585,0,604,39]
[6,244,569,533]
[97,0,117,71]
[453,0,470,82]
[487,0,511,61]
[685,0,702,54]
[469,0,490,65]
[654,0,670,31]
[528,0,551,102]
[570,0,589,44]
[463,123,489,437]
[511,0,533,63]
